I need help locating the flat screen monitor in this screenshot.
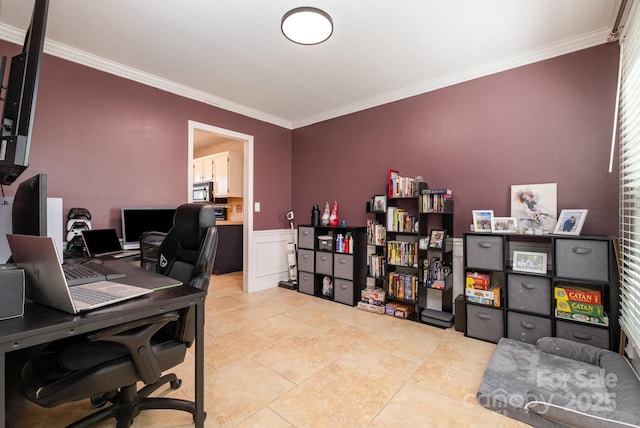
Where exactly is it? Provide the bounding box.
[0,0,50,185]
[121,207,176,249]
[12,173,47,236]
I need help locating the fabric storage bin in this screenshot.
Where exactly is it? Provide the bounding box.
[466,304,504,343]
[507,312,552,345]
[297,249,314,272]
[298,226,315,250]
[317,235,333,251]
[555,238,609,282]
[465,235,504,271]
[297,271,315,295]
[507,274,552,315]
[555,320,609,350]
[315,251,333,275]
[333,253,353,280]
[333,278,355,305]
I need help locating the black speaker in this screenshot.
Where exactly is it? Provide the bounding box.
[454,294,466,332]
[0,267,25,320]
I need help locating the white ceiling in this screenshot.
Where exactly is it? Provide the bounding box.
[0,0,623,130]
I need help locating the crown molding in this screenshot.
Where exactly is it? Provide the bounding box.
[290,27,612,129]
[0,24,293,130]
[0,23,611,131]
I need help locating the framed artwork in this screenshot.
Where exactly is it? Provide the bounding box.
[513,251,547,274]
[472,210,494,232]
[428,229,446,249]
[372,195,387,212]
[553,209,588,235]
[491,217,518,233]
[510,183,557,232]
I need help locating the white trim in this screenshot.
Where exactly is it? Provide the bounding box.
[250,228,292,293]
[0,23,610,130]
[187,121,254,293]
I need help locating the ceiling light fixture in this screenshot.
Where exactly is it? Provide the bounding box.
[281,7,333,45]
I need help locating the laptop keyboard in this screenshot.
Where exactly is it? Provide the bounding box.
[63,263,106,285]
[69,287,121,306]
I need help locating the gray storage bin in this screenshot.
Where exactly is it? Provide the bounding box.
[297,249,314,272]
[507,312,552,345]
[298,271,315,295]
[555,320,609,350]
[466,304,504,343]
[555,238,609,282]
[507,274,552,315]
[333,253,353,280]
[298,226,315,250]
[315,251,333,275]
[334,278,354,305]
[465,235,504,271]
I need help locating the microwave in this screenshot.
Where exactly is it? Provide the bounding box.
[193,182,213,202]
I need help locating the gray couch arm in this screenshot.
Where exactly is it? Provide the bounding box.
[536,337,609,366]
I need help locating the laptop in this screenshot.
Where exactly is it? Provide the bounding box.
[7,234,153,314]
[82,228,140,259]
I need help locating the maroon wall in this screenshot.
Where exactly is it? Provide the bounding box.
[292,44,620,237]
[0,40,292,233]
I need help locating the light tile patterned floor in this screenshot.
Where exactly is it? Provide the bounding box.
[13,272,530,427]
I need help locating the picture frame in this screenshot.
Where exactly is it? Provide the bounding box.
[553,209,588,235]
[513,251,547,274]
[491,217,518,233]
[372,195,387,212]
[428,229,446,249]
[510,183,557,232]
[472,210,494,232]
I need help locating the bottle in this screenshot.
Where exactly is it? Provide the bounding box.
[321,202,330,226]
[344,232,350,254]
[336,234,344,252]
[311,205,320,226]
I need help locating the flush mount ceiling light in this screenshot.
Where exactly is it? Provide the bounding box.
[281,7,333,45]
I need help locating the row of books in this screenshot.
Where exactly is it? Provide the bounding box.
[388,169,423,198]
[366,220,386,246]
[368,254,386,278]
[387,272,419,302]
[420,189,452,213]
[423,257,451,289]
[387,240,418,267]
[386,207,417,232]
[465,271,501,306]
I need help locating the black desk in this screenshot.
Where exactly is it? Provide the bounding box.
[0,266,207,427]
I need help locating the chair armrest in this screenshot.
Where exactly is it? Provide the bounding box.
[87,312,179,384]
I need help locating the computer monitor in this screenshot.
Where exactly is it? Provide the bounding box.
[12,173,47,236]
[0,0,50,185]
[121,207,176,249]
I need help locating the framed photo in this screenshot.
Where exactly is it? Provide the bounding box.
[511,183,557,232]
[513,251,547,274]
[372,195,387,212]
[428,229,446,249]
[491,217,518,233]
[553,209,588,235]
[472,210,494,232]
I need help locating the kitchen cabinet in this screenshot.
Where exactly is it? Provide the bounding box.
[212,224,243,274]
[212,152,243,197]
[193,155,214,183]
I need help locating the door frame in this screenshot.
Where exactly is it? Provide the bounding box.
[188,120,254,293]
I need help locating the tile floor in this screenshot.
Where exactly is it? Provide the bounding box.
[14,272,530,427]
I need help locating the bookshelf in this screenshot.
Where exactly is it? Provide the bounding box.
[365,170,454,326]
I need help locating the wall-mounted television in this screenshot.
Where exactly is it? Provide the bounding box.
[121,207,177,249]
[0,0,49,185]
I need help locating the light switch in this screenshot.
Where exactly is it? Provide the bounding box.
[254,202,261,212]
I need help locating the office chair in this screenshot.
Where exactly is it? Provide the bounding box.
[21,203,218,427]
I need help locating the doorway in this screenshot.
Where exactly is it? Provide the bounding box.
[187,120,254,293]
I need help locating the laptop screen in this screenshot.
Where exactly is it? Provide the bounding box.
[82,229,122,255]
